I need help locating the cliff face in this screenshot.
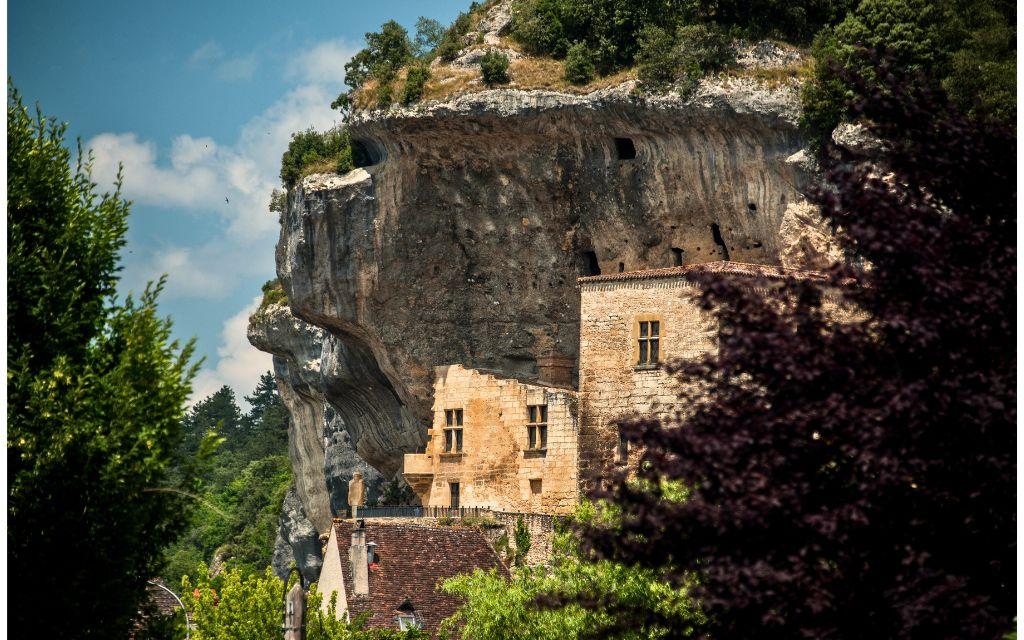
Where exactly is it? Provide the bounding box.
[252,76,823,547]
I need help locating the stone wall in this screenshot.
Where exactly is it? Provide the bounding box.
[404,365,580,514]
[578,273,715,480]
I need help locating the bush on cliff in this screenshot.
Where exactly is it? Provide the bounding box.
[8,84,199,638]
[636,23,734,93]
[480,50,511,86]
[280,127,356,188]
[801,0,1015,140]
[570,64,1016,639]
[402,64,431,104]
[563,42,596,85]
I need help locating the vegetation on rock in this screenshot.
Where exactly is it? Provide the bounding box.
[8,85,198,638]
[636,23,734,93]
[571,67,1016,638]
[280,127,360,188]
[562,42,596,85]
[480,50,512,86]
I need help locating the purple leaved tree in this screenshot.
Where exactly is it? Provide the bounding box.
[579,66,1016,639]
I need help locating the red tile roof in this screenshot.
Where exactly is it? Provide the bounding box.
[332,520,509,636]
[577,260,828,284]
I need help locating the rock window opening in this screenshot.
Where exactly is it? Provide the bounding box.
[444,409,464,453]
[614,137,637,160]
[638,320,660,365]
[527,405,548,451]
[671,247,684,266]
[618,262,625,273]
[580,250,602,276]
[617,429,629,464]
[710,223,731,261]
[351,139,382,167]
[449,482,460,508]
[530,478,543,494]
[748,202,758,212]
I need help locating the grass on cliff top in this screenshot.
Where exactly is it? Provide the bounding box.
[259,279,287,311]
[351,47,638,109]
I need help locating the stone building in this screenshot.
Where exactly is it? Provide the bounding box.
[403,363,579,515]
[403,261,830,515]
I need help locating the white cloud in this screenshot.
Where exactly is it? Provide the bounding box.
[85,37,356,399]
[190,296,273,406]
[188,40,259,81]
[288,39,358,84]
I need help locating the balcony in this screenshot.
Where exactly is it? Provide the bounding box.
[402,453,434,477]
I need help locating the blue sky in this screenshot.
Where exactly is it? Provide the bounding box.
[10,0,465,403]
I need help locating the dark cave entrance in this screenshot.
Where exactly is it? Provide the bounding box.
[580,250,602,276]
[710,223,730,261]
[614,138,637,160]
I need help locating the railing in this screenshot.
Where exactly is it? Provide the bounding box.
[354,506,555,530]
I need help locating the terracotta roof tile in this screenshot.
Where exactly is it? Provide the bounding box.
[577,260,828,284]
[333,520,509,636]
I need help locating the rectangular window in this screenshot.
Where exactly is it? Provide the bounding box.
[397,615,420,631]
[638,320,660,365]
[527,404,547,450]
[444,409,463,453]
[530,478,543,494]
[449,482,460,508]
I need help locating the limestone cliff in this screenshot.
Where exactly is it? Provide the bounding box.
[251,73,830,548]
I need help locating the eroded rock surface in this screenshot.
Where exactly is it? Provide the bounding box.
[255,79,834,526]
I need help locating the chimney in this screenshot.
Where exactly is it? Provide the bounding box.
[350,525,369,596]
[536,353,574,388]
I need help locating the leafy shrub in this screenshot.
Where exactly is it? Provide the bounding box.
[402,65,431,104]
[376,79,394,107]
[637,23,734,92]
[414,16,446,58]
[438,515,456,526]
[268,188,286,214]
[563,42,595,84]
[479,51,511,86]
[800,0,1015,140]
[512,516,531,566]
[259,280,287,309]
[279,127,355,187]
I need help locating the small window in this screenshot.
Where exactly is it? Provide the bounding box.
[444,409,464,453]
[527,405,548,451]
[449,482,460,508]
[614,137,637,160]
[671,247,684,266]
[530,478,543,494]
[638,320,660,365]
[616,430,629,464]
[397,614,420,631]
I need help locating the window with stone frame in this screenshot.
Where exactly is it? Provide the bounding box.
[526,404,548,451]
[444,408,463,453]
[637,319,661,365]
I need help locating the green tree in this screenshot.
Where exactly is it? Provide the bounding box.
[441,505,700,639]
[279,127,357,188]
[183,567,424,639]
[636,23,734,93]
[414,17,447,58]
[8,86,198,638]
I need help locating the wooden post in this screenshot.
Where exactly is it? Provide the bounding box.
[283,581,305,640]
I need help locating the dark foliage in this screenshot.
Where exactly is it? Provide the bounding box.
[636,23,734,93]
[563,42,596,85]
[402,64,431,104]
[577,66,1015,639]
[279,127,357,188]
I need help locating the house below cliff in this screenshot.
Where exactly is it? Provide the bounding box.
[318,520,509,635]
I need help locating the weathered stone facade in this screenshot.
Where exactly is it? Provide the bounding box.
[403,365,580,514]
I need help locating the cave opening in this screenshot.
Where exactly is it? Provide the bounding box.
[748,202,758,212]
[580,250,602,276]
[352,139,384,167]
[710,223,731,261]
[614,138,637,160]
[618,262,625,273]
[671,247,684,266]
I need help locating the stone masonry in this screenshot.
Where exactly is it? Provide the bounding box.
[403,364,580,515]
